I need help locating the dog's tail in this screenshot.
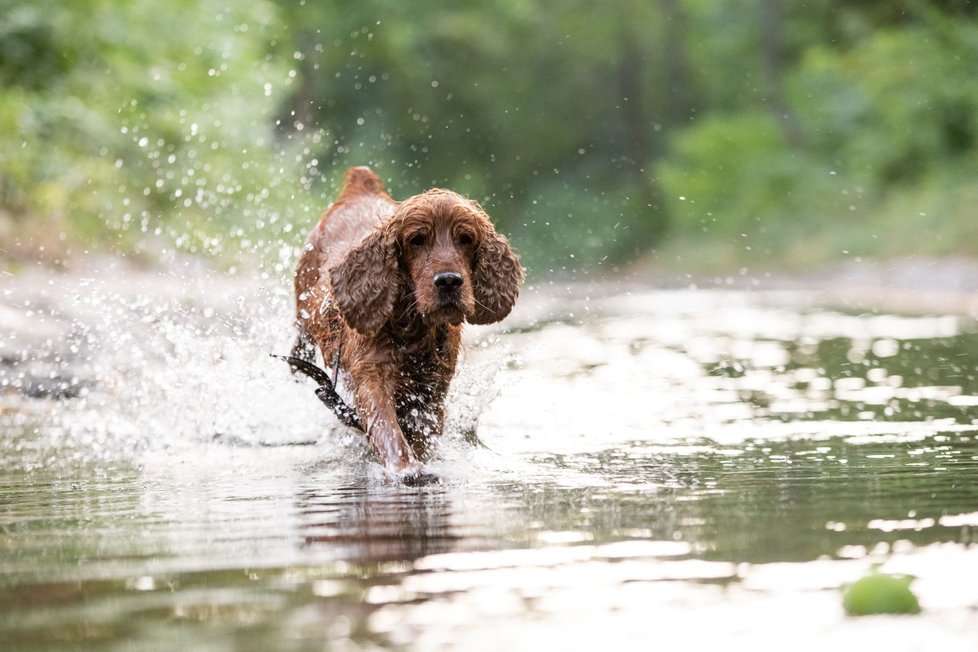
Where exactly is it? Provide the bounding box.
[337,166,387,201]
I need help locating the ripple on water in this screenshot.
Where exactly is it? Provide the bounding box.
[2,275,978,650]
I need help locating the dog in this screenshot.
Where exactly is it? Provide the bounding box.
[291,166,523,482]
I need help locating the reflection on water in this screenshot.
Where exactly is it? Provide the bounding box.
[297,486,466,563]
[2,274,978,650]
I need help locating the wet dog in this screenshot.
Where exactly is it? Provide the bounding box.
[291,166,523,482]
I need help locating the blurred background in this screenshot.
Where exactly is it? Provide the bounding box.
[2,0,977,277]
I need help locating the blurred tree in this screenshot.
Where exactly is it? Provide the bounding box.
[0,0,305,265]
[3,0,978,271]
[657,0,978,265]
[272,0,687,273]
[759,0,804,147]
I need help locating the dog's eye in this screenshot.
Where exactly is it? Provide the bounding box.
[458,233,474,246]
[409,234,427,248]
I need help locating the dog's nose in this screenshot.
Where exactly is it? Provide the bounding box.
[433,272,463,292]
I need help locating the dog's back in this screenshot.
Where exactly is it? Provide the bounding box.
[292,167,395,364]
[303,167,395,276]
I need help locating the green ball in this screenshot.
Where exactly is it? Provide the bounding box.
[843,573,921,616]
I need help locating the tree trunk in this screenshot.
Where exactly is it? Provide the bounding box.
[617,18,667,242]
[660,0,693,128]
[759,0,805,148]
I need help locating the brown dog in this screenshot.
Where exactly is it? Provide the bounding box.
[292,166,523,482]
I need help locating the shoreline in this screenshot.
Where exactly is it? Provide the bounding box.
[616,256,978,318]
[5,252,978,317]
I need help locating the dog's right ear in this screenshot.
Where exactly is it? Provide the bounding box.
[329,230,398,335]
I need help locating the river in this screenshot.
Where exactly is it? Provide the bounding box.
[2,259,977,650]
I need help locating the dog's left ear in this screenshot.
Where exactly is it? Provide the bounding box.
[469,228,524,325]
[330,230,398,335]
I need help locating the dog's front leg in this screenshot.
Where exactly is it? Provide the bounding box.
[353,375,427,480]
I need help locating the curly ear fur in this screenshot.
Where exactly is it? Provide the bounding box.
[329,230,398,335]
[469,230,524,325]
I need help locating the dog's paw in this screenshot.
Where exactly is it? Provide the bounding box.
[398,467,441,486]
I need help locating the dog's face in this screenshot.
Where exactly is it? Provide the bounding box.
[330,189,524,336]
[395,190,480,326]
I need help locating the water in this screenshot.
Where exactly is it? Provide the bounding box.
[2,262,978,651]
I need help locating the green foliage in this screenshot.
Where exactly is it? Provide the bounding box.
[3,0,978,272]
[867,164,978,257]
[793,23,978,186]
[656,8,978,268]
[661,113,823,235]
[0,0,316,268]
[274,0,671,273]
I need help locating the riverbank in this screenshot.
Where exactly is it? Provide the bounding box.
[631,256,978,318]
[7,248,978,309]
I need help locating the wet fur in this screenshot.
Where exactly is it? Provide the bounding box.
[292,166,523,478]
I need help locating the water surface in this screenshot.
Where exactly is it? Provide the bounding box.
[2,268,977,650]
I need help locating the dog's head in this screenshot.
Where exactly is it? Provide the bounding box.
[330,189,523,335]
